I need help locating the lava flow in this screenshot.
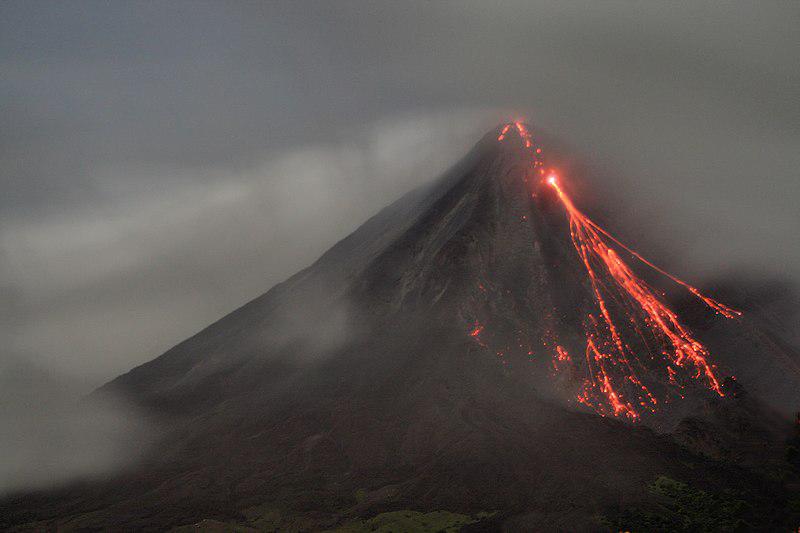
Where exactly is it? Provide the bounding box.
[494,121,741,421]
[546,172,740,419]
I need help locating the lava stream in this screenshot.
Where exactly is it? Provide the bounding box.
[546,173,739,418]
[493,121,739,420]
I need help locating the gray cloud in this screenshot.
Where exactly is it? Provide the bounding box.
[1,1,798,491]
[2,109,496,384]
[0,353,151,495]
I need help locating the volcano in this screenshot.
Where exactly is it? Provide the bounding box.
[4,124,800,531]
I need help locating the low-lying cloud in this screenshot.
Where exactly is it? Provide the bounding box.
[1,111,496,386]
[0,354,151,495]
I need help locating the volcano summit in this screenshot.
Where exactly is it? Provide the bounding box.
[4,124,800,531]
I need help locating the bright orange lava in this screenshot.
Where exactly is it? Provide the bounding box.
[546,173,739,419]
[497,124,511,141]
[494,121,741,420]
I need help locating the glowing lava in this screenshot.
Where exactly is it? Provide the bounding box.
[497,124,511,141]
[546,172,739,419]
[495,121,740,420]
[514,122,533,148]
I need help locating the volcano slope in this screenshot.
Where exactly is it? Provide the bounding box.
[3,125,800,531]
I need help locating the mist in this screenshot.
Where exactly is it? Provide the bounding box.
[1,1,798,492]
[0,354,151,495]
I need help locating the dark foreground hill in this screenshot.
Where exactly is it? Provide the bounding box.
[3,125,800,531]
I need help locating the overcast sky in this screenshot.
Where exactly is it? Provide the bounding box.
[2,1,798,390]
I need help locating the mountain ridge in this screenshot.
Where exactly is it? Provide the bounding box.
[5,123,800,531]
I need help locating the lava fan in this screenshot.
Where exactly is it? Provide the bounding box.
[498,121,741,420]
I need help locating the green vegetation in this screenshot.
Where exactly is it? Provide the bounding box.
[169,518,258,532]
[240,504,282,531]
[329,510,492,533]
[171,507,494,532]
[604,476,752,532]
